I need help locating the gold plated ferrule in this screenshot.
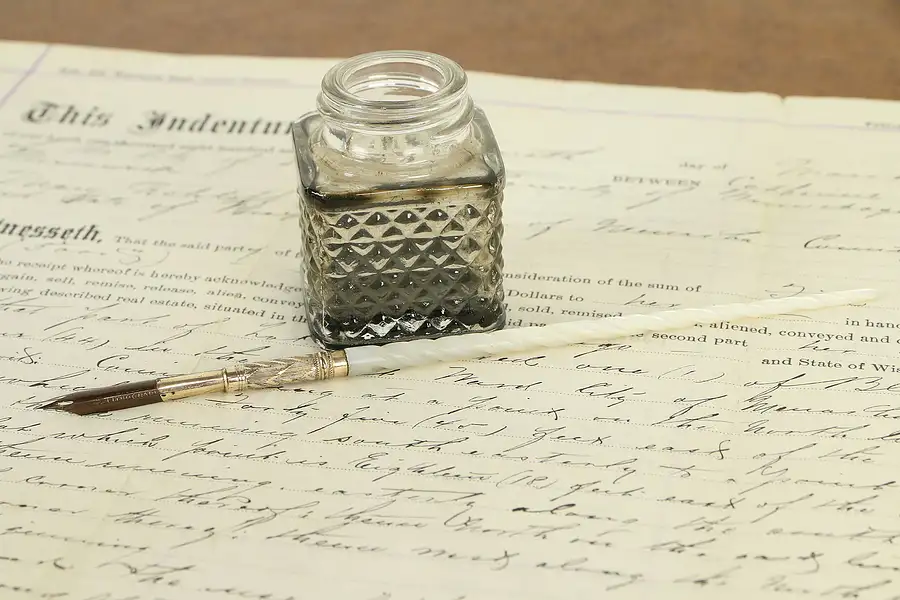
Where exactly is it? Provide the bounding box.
[156,350,348,401]
[331,351,349,378]
[157,368,247,401]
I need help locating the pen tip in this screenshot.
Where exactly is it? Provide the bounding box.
[34,380,163,416]
[38,396,75,411]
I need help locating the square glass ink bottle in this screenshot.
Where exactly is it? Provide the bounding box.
[291,50,507,349]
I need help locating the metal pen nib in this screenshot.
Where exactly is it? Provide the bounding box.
[40,380,164,415]
[38,350,350,416]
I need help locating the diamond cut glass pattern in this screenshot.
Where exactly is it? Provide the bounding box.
[297,184,505,348]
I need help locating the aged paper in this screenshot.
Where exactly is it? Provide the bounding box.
[1,41,900,599]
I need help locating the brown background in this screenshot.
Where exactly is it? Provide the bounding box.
[0,0,898,100]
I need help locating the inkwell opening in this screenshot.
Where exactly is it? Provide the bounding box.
[316,50,475,165]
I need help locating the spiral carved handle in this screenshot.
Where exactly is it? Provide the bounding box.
[344,289,877,376]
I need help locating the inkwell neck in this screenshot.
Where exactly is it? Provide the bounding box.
[317,50,474,164]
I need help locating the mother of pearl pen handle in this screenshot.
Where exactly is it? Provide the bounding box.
[344,288,877,375]
[40,288,875,415]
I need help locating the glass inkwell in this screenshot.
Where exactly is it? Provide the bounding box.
[291,50,507,349]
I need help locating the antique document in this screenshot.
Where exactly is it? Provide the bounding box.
[2,41,900,599]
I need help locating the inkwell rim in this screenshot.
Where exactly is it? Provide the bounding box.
[316,49,472,132]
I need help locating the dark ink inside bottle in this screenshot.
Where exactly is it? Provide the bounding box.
[291,50,507,349]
